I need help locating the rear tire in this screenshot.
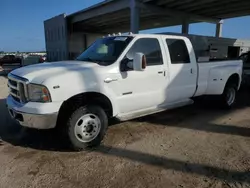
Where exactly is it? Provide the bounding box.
[220,83,237,109]
[65,105,108,151]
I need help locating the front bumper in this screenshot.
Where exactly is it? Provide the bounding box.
[6,95,60,129]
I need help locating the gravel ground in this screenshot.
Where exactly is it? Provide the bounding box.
[0,75,249,188]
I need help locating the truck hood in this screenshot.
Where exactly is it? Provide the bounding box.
[10,61,99,84]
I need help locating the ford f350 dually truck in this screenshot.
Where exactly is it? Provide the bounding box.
[6,34,243,150]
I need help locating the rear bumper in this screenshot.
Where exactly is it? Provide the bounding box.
[6,95,61,129]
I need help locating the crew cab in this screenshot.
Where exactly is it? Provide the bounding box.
[6,34,243,150]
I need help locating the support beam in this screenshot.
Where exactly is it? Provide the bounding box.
[194,0,250,14]
[71,0,129,23]
[215,20,223,37]
[176,0,218,11]
[130,0,140,34]
[104,18,194,33]
[182,20,189,34]
[167,0,195,8]
[138,3,220,23]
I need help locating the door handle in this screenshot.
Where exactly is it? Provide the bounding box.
[104,78,118,83]
[158,71,166,76]
[190,68,193,74]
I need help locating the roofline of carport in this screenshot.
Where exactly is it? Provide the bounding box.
[138,3,220,23]
[67,0,221,24]
[68,0,128,23]
[67,0,115,17]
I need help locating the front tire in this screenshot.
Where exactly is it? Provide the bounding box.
[66,105,108,151]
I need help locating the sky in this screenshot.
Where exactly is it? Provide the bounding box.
[1,0,250,52]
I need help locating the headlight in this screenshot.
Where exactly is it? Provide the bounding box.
[28,84,51,103]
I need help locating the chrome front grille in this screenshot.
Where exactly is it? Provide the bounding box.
[8,74,29,103]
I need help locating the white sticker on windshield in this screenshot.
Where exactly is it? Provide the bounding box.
[114,37,128,41]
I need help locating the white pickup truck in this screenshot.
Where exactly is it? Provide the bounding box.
[6,34,242,150]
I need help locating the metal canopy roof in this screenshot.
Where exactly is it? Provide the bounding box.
[67,0,250,33]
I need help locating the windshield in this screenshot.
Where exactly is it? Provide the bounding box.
[76,36,133,66]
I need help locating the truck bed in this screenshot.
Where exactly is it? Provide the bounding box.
[195,60,242,96]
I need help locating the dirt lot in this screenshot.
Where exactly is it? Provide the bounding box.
[0,75,249,188]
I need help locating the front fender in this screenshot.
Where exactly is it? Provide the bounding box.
[43,71,119,116]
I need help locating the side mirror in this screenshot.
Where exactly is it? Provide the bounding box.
[120,57,133,71]
[133,53,147,71]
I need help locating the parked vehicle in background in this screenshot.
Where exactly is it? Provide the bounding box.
[0,55,22,66]
[6,34,243,150]
[239,51,250,87]
[39,55,47,63]
[0,54,46,74]
[0,55,23,74]
[42,55,47,62]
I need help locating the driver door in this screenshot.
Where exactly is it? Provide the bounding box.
[113,37,168,114]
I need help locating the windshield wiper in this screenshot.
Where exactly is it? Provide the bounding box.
[76,57,93,62]
[76,57,111,66]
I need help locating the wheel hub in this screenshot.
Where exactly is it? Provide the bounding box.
[74,114,101,143]
[86,124,94,133]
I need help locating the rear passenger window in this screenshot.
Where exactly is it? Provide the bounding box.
[166,39,190,64]
[126,38,163,66]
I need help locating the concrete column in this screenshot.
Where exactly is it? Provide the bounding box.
[216,20,224,38]
[182,19,189,34]
[130,0,140,34]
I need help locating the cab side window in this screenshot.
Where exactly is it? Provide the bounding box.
[166,39,190,64]
[125,38,163,66]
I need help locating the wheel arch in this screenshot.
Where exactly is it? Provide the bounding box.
[225,73,241,90]
[56,92,114,129]
[61,92,113,117]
